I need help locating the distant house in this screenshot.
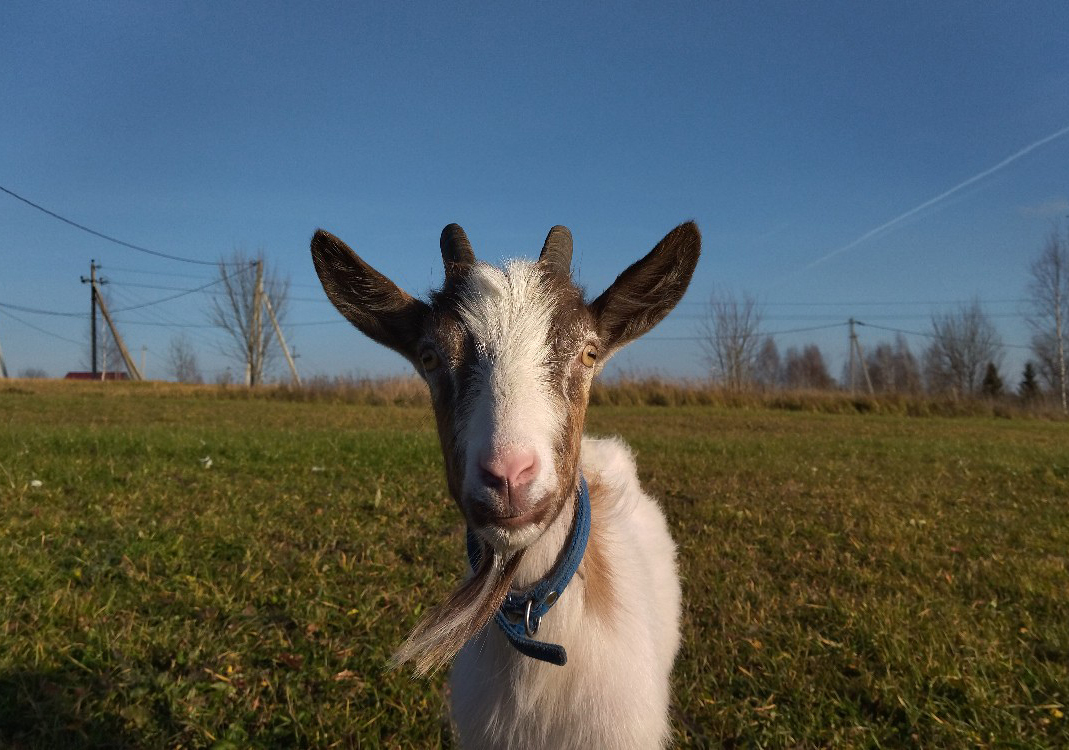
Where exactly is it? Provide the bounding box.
[64,371,130,381]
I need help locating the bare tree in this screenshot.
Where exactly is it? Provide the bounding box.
[863,335,922,394]
[698,290,764,390]
[168,334,204,384]
[1025,228,1068,413]
[1031,331,1061,393]
[783,344,835,390]
[209,250,290,386]
[860,342,894,393]
[753,336,781,390]
[924,299,1003,397]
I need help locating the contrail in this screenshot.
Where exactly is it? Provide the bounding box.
[804,123,1069,271]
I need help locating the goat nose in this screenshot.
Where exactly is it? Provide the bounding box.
[479,448,540,494]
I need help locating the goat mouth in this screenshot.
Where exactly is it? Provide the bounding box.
[490,509,544,529]
[469,501,550,530]
[467,495,557,551]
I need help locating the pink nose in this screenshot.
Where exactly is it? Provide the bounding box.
[479,448,540,511]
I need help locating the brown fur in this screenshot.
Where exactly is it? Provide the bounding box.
[425,312,467,509]
[578,473,616,621]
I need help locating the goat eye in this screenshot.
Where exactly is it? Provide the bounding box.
[420,349,440,372]
[581,344,598,368]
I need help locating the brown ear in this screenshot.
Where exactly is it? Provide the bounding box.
[588,222,701,355]
[310,229,430,366]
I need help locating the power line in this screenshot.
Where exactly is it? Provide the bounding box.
[676,297,1029,307]
[108,281,212,292]
[676,311,1029,322]
[111,319,217,329]
[0,265,252,319]
[108,279,333,305]
[649,318,1036,353]
[855,320,1034,351]
[765,322,851,336]
[645,322,848,341]
[0,183,238,266]
[109,271,249,313]
[134,316,370,329]
[113,320,216,331]
[105,265,216,280]
[0,300,86,318]
[0,306,84,345]
[287,319,350,327]
[109,288,224,353]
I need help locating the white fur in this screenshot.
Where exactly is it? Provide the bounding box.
[450,436,683,749]
[454,261,567,553]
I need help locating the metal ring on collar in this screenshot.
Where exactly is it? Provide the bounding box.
[524,599,540,637]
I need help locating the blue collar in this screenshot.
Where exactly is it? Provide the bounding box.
[466,474,591,666]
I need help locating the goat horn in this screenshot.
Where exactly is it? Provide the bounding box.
[538,225,573,275]
[441,224,475,278]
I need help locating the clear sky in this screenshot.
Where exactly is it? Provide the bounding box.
[2,1,1067,383]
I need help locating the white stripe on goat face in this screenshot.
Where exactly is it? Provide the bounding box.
[454,261,564,551]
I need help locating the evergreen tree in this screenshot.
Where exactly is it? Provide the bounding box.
[1018,361,1040,401]
[981,362,1003,398]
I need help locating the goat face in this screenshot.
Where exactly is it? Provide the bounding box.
[311,223,700,555]
[425,257,596,553]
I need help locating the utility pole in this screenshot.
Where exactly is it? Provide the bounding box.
[141,346,147,380]
[92,280,142,381]
[80,261,104,376]
[848,319,855,394]
[246,260,264,386]
[0,324,8,378]
[848,318,874,396]
[262,290,300,385]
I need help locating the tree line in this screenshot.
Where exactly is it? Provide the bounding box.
[700,227,1069,413]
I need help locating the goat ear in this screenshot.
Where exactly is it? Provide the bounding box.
[588,221,701,355]
[311,229,430,366]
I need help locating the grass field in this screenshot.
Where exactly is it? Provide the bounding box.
[1,380,1067,748]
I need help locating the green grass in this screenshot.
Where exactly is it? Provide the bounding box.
[1,381,1067,748]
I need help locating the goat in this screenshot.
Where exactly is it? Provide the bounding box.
[311,221,700,749]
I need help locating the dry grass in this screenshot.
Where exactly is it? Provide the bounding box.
[17,375,1060,419]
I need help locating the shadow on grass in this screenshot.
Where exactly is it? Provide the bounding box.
[0,669,141,750]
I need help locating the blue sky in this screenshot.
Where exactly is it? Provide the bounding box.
[2,1,1067,382]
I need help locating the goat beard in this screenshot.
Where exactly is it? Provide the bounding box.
[390,543,524,676]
